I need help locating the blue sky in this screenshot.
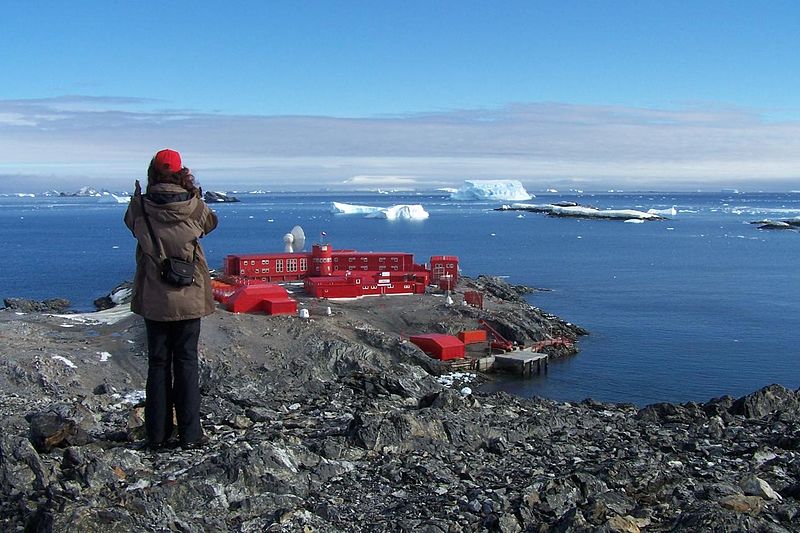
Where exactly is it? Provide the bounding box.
[1,1,799,191]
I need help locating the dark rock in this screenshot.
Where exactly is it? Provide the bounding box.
[473,275,531,303]
[729,384,800,418]
[204,191,239,203]
[93,281,133,310]
[3,297,71,313]
[26,404,93,452]
[0,430,49,497]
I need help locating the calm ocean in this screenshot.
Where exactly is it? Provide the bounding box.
[1,190,798,405]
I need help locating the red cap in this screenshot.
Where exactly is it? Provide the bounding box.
[153,149,182,174]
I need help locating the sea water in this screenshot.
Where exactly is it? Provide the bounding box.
[0,191,798,405]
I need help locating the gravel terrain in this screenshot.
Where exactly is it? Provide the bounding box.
[0,277,797,532]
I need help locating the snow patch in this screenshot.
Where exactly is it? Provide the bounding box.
[97,351,112,362]
[436,372,477,388]
[504,203,662,220]
[51,355,77,368]
[122,390,146,405]
[450,180,532,201]
[54,304,134,325]
[110,287,132,305]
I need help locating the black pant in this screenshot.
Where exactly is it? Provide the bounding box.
[144,318,202,445]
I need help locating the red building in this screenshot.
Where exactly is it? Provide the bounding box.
[409,334,465,361]
[221,243,458,300]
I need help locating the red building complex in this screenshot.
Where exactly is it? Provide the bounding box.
[219,243,459,301]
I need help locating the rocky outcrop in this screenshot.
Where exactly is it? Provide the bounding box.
[2,298,70,313]
[0,280,797,530]
[2,370,798,532]
[203,191,240,203]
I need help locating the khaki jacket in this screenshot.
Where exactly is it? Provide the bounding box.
[124,183,218,321]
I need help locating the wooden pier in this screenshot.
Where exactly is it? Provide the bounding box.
[493,351,549,377]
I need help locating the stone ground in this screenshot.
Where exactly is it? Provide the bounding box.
[0,277,797,532]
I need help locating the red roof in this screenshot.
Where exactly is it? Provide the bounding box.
[409,334,464,348]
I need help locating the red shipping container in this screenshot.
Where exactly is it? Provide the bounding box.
[458,330,487,345]
[409,334,465,361]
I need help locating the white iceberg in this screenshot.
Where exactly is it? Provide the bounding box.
[331,202,383,215]
[450,180,532,201]
[99,194,131,204]
[365,204,429,220]
[332,202,429,220]
[647,206,677,216]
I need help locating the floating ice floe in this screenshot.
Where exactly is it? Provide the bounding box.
[331,202,429,220]
[647,206,677,216]
[624,219,645,224]
[51,355,77,368]
[450,180,533,201]
[98,194,131,204]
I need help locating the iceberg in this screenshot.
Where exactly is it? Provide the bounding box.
[331,202,428,220]
[450,180,532,201]
[99,194,131,204]
[365,204,429,220]
[331,202,384,215]
[647,206,677,216]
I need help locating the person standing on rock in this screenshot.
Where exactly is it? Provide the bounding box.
[124,149,218,450]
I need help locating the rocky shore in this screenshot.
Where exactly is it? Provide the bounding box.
[0,277,798,532]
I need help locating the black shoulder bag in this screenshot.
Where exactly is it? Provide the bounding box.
[140,194,197,287]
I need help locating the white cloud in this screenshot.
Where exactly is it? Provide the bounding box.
[341,175,418,186]
[0,96,798,192]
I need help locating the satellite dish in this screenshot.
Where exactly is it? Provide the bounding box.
[290,225,306,252]
[283,233,295,253]
[283,225,306,253]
